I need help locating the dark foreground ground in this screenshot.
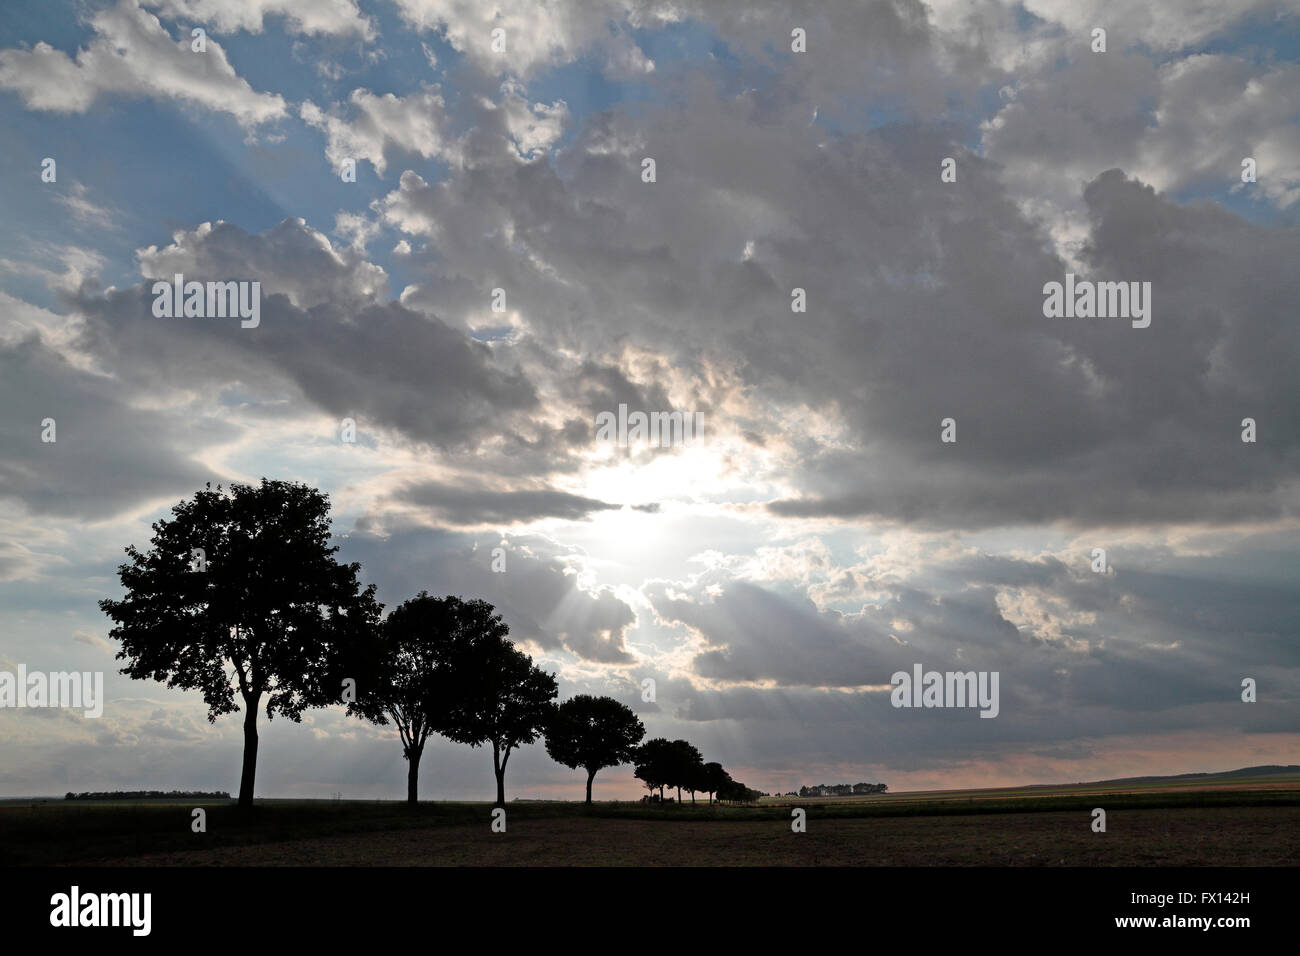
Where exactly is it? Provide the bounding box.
[75,805,1300,866]
[5,784,1299,866]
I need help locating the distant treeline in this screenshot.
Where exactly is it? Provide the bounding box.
[775,783,888,797]
[65,790,231,801]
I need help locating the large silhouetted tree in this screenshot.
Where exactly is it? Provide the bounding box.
[99,480,381,810]
[347,593,510,804]
[544,695,645,804]
[443,639,558,805]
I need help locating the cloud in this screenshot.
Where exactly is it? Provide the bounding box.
[982,48,1300,254]
[136,218,387,309]
[1135,55,1300,208]
[72,291,539,460]
[392,481,622,525]
[0,516,65,582]
[635,543,1300,764]
[391,0,656,78]
[144,0,375,39]
[0,335,219,519]
[1016,0,1290,53]
[0,0,287,126]
[371,77,1299,529]
[301,89,450,177]
[339,526,638,664]
[72,629,115,655]
[301,77,570,177]
[0,248,108,298]
[55,183,118,232]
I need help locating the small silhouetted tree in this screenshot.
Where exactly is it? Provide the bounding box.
[99,480,380,810]
[633,737,676,801]
[666,739,704,804]
[348,593,510,804]
[544,695,646,804]
[701,762,731,804]
[718,778,756,803]
[443,639,558,805]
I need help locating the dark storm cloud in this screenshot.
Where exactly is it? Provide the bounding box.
[759,166,1300,527]
[67,219,540,451]
[378,74,1299,528]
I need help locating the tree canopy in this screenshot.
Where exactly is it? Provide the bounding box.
[441,637,558,805]
[349,593,510,803]
[633,737,676,800]
[544,695,646,803]
[666,739,704,803]
[700,762,732,804]
[99,480,380,808]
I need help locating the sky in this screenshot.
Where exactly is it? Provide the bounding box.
[0,0,1297,801]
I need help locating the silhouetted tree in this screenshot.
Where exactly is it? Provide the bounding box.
[99,480,380,810]
[544,695,645,804]
[633,737,676,801]
[443,639,558,805]
[701,761,731,804]
[666,739,704,804]
[347,593,510,804]
[718,778,760,804]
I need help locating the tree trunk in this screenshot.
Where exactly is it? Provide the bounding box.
[238,697,259,810]
[585,768,596,805]
[493,743,506,806]
[690,790,695,804]
[659,784,664,801]
[676,785,681,803]
[407,754,420,804]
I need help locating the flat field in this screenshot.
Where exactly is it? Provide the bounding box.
[5,777,1297,867]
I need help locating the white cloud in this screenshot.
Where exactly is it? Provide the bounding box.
[391,0,657,77]
[144,0,375,39]
[334,210,381,252]
[1019,0,1286,52]
[301,88,449,176]
[497,79,569,159]
[55,182,118,231]
[0,0,286,126]
[137,218,388,308]
[0,245,108,298]
[1135,55,1300,208]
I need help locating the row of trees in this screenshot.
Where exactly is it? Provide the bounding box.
[64,790,232,801]
[793,783,888,797]
[632,738,761,804]
[348,590,561,806]
[99,480,748,809]
[350,593,672,808]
